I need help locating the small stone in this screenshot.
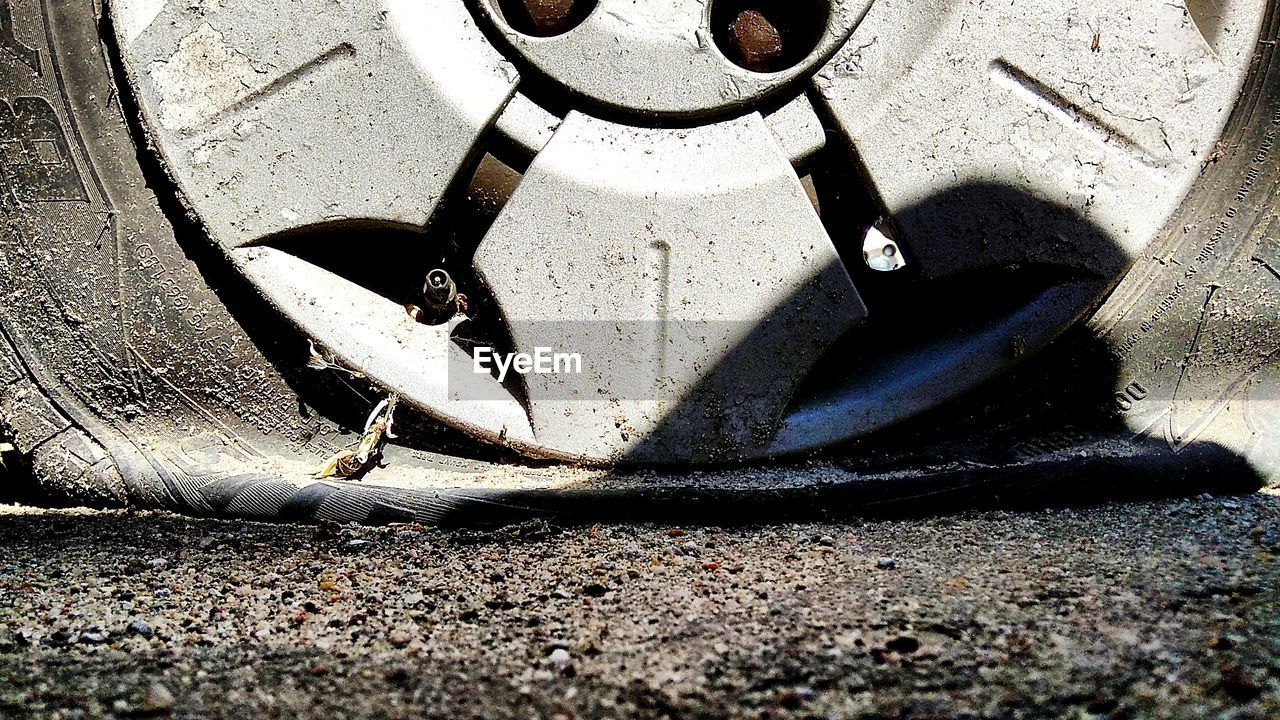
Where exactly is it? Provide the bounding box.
[778,686,815,709]
[141,682,175,712]
[582,583,608,597]
[78,630,108,644]
[876,557,897,570]
[385,666,412,686]
[314,519,341,539]
[126,619,154,639]
[885,635,919,654]
[401,591,424,607]
[817,535,836,547]
[389,630,413,648]
[14,627,34,646]
[548,647,571,666]
[148,558,168,570]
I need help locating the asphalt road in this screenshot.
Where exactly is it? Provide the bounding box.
[0,493,1277,719]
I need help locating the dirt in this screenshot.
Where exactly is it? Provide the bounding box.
[0,494,1278,719]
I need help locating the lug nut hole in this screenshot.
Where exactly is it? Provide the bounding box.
[493,0,598,37]
[711,0,829,73]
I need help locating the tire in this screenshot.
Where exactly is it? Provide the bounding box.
[0,0,1276,523]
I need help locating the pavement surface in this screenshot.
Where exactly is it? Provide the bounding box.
[0,493,1278,719]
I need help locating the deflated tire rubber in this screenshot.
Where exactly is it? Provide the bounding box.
[0,0,1276,522]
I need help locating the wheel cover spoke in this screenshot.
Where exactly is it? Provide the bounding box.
[113,0,518,246]
[475,112,866,461]
[233,247,536,445]
[813,0,1255,282]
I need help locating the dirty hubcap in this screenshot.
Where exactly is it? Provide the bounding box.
[108,0,1266,463]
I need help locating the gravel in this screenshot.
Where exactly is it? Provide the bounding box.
[0,494,1278,718]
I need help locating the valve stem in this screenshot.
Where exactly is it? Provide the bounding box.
[417,268,459,324]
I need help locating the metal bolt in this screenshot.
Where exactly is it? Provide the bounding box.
[522,0,577,35]
[729,10,783,72]
[862,226,906,272]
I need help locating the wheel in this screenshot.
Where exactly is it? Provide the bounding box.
[0,0,1276,522]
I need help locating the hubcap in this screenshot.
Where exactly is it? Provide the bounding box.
[109,0,1266,463]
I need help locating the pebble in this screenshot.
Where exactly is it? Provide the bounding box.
[876,557,897,570]
[126,619,154,639]
[548,648,571,667]
[385,667,412,686]
[14,627,34,646]
[389,630,412,648]
[141,682,175,712]
[886,635,919,654]
[78,630,108,644]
